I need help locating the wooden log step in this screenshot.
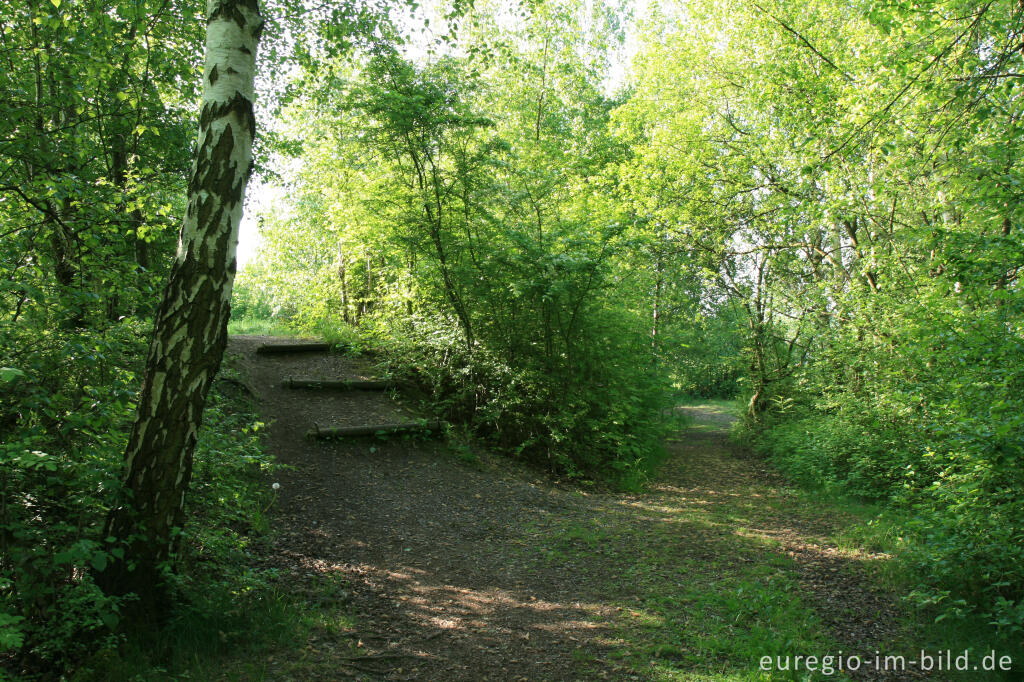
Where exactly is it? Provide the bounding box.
[256,342,331,355]
[307,421,444,440]
[283,378,398,391]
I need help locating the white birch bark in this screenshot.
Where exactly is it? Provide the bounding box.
[101,0,263,602]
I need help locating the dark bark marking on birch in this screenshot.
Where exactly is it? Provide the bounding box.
[207,0,251,28]
[99,0,262,614]
[199,94,256,140]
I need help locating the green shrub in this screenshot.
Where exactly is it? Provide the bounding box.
[1,319,280,678]
[1,322,143,674]
[366,311,672,489]
[749,309,1024,639]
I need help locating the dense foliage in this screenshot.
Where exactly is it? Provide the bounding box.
[0,319,277,675]
[3,0,1023,674]
[0,0,383,675]
[611,0,1024,636]
[238,3,679,484]
[238,0,1024,643]
[1,0,200,670]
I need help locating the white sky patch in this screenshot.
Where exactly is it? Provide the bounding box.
[394,0,458,62]
[607,0,649,94]
[237,179,285,268]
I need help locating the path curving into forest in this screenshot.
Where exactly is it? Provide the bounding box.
[227,336,919,681]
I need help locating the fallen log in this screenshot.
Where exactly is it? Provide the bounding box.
[283,378,398,391]
[307,421,444,440]
[256,342,331,355]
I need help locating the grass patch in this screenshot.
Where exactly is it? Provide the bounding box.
[523,510,836,680]
[679,397,742,414]
[512,401,1024,680]
[747,452,1024,678]
[673,397,742,435]
[227,314,302,337]
[76,576,364,681]
[307,317,363,347]
[810,498,1024,679]
[227,314,369,356]
[74,586,297,680]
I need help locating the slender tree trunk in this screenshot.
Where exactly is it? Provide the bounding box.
[652,251,663,353]
[364,252,373,316]
[406,143,474,348]
[98,0,263,613]
[746,257,770,422]
[27,1,78,308]
[337,242,350,323]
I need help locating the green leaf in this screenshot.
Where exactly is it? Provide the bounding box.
[0,613,26,650]
[0,367,26,384]
[100,611,119,630]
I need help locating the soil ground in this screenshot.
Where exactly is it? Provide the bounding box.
[226,336,921,681]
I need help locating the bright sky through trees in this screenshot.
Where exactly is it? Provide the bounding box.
[238,0,647,266]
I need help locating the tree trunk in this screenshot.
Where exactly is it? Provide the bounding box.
[98,0,263,614]
[652,250,663,354]
[337,242,350,323]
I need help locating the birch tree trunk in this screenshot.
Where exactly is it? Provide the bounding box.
[98,0,263,610]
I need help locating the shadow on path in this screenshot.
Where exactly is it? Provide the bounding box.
[227,339,917,680]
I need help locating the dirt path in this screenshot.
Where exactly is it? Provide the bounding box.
[227,337,918,680]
